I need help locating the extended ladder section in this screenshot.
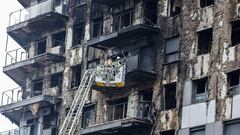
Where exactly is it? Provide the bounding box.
[58,69,96,135]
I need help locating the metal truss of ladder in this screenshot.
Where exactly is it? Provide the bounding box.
[58,69,96,135]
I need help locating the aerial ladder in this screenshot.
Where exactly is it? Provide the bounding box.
[58,59,125,135]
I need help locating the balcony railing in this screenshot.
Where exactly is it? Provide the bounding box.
[5,39,65,66]
[81,102,151,128]
[1,80,44,106]
[8,0,67,27]
[1,87,22,106]
[90,10,157,39]
[0,129,20,135]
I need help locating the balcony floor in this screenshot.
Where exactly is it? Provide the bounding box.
[3,53,65,86]
[7,12,68,46]
[87,24,160,49]
[80,117,152,135]
[0,95,60,125]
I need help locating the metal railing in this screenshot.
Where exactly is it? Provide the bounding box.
[8,0,67,27]
[90,10,157,39]
[81,101,151,128]
[1,79,45,106]
[5,46,29,66]
[5,39,65,66]
[0,128,20,135]
[1,87,23,106]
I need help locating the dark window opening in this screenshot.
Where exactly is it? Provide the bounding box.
[55,0,61,7]
[108,99,128,121]
[82,104,96,128]
[91,17,103,38]
[200,0,214,8]
[27,118,39,135]
[73,5,87,23]
[197,28,212,55]
[228,70,240,87]
[139,91,152,118]
[165,36,180,64]
[43,114,57,129]
[113,10,133,32]
[163,83,176,110]
[227,70,240,96]
[51,73,63,88]
[32,79,43,96]
[91,2,104,19]
[232,21,240,46]
[72,25,85,47]
[169,0,181,17]
[52,31,66,47]
[36,39,47,55]
[161,130,175,135]
[193,77,208,103]
[71,65,81,89]
[191,127,205,135]
[144,0,158,25]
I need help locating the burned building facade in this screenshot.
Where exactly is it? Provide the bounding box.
[1,0,240,135]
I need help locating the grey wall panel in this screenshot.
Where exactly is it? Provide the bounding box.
[214,121,223,135]
[178,128,190,135]
[183,80,193,106]
[206,123,214,135]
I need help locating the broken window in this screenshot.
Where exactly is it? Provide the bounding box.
[36,39,47,55]
[197,28,212,55]
[227,70,240,96]
[43,114,57,129]
[193,77,208,103]
[163,83,176,110]
[91,17,103,38]
[200,0,214,8]
[169,0,181,17]
[72,25,85,47]
[191,126,205,135]
[82,104,96,128]
[165,36,180,64]
[138,91,152,118]
[71,65,81,89]
[232,21,240,46]
[51,72,63,88]
[161,130,175,135]
[52,31,66,47]
[225,120,240,135]
[107,99,128,121]
[144,0,157,25]
[32,79,43,96]
[113,10,133,31]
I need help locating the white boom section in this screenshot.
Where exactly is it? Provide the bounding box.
[58,69,96,135]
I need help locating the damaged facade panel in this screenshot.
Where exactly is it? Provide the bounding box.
[2,0,240,135]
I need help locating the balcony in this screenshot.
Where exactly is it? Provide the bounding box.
[3,39,65,86]
[92,0,124,6]
[7,0,68,46]
[125,47,156,81]
[0,86,60,125]
[87,10,159,49]
[80,102,152,135]
[0,125,56,135]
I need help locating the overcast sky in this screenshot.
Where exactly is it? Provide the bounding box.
[0,0,22,132]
